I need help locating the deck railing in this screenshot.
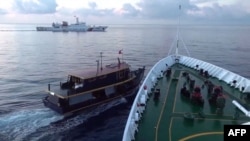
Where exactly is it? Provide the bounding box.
[122,55,175,141]
[179,56,250,93]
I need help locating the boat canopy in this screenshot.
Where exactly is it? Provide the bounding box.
[69,62,130,80]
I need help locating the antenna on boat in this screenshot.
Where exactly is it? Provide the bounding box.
[118,49,123,62]
[100,52,103,70]
[96,60,99,75]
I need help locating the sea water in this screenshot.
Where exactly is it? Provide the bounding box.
[0,24,250,141]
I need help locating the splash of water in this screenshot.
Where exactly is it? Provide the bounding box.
[0,97,127,141]
[0,108,63,141]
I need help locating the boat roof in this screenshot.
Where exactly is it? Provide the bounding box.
[69,62,130,80]
[123,55,250,141]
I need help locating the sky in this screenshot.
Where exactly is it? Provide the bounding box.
[0,0,250,25]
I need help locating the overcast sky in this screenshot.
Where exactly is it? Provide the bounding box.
[0,0,250,25]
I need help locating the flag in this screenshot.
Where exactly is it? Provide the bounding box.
[119,49,123,54]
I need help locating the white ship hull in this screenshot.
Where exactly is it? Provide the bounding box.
[36,17,91,32]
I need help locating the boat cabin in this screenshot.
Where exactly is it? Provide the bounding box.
[60,62,132,92]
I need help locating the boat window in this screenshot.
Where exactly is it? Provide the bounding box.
[125,69,129,78]
[70,76,81,83]
[68,75,71,82]
[88,77,96,82]
[99,75,107,79]
[80,79,84,83]
[119,70,125,79]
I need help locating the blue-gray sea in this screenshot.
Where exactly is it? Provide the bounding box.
[0,24,250,141]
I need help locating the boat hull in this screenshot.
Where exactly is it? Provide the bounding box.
[43,67,145,115]
[36,27,53,31]
[87,26,108,32]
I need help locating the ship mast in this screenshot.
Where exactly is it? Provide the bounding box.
[167,4,190,56]
[74,16,79,24]
[175,5,181,56]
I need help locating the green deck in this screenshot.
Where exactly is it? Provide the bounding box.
[135,64,250,141]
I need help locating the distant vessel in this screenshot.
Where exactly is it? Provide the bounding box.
[43,52,145,115]
[87,25,108,32]
[36,17,108,32]
[36,16,89,32]
[122,5,250,141]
